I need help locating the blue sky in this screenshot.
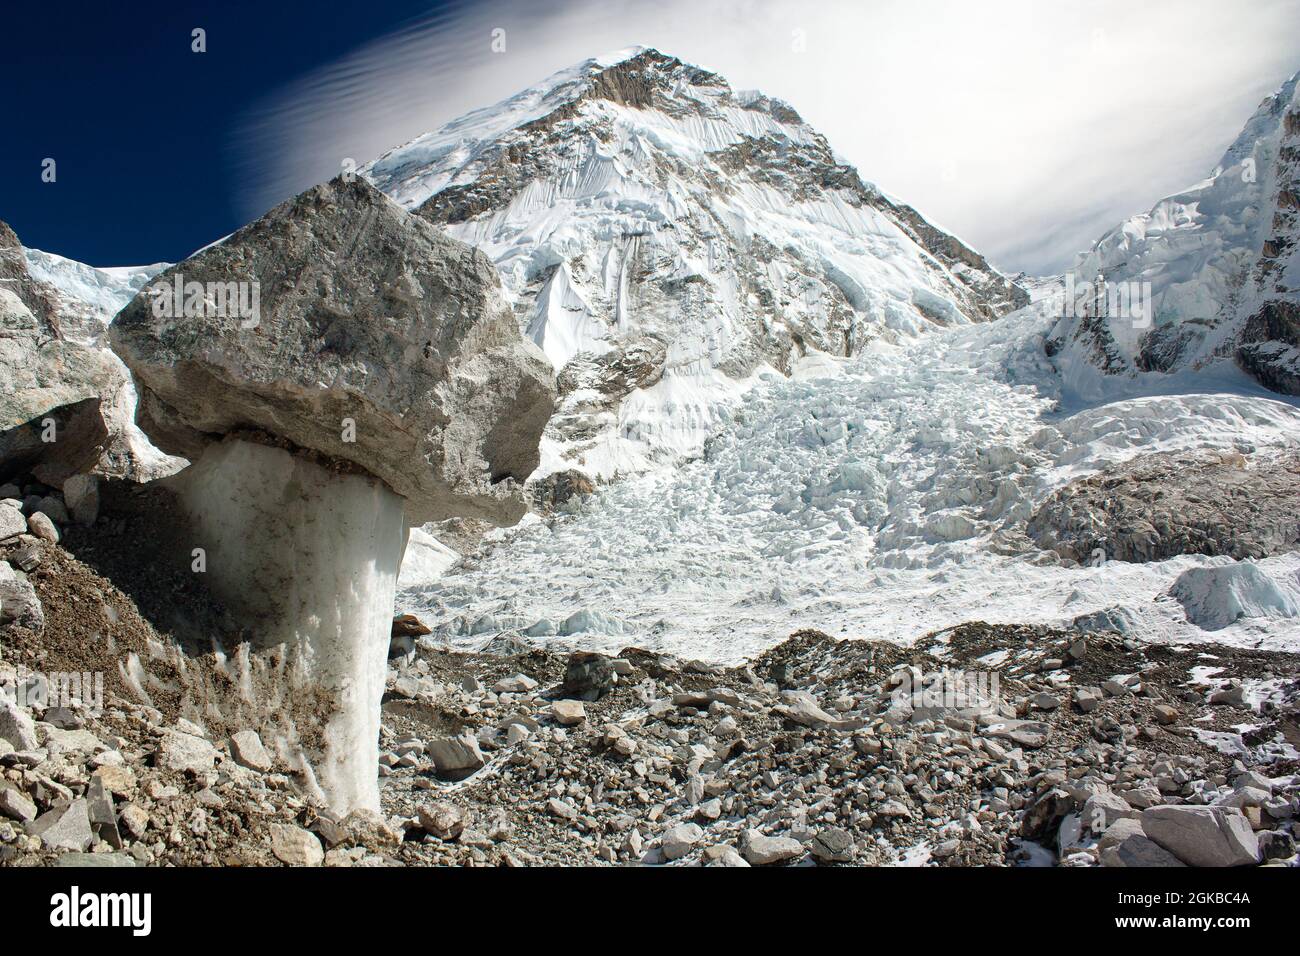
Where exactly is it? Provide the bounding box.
[5,0,1299,273]
[1,0,439,265]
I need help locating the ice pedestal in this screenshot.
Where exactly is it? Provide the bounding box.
[171,438,408,813]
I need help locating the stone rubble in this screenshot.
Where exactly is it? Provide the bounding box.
[2,520,1298,870]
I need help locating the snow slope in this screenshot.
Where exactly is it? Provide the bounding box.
[23,247,167,344]
[365,48,1025,479]
[1045,70,1300,403]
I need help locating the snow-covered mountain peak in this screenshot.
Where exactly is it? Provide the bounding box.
[1045,68,1300,403]
[364,48,1026,479]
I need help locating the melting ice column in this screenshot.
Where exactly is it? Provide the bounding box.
[109,176,556,813]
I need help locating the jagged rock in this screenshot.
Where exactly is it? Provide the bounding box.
[532,469,595,511]
[92,765,137,797]
[1257,830,1295,861]
[0,562,43,633]
[0,221,142,485]
[550,700,587,726]
[427,734,486,781]
[418,802,468,841]
[29,800,94,852]
[0,696,38,750]
[702,844,750,867]
[1141,805,1261,867]
[118,804,149,840]
[155,730,219,774]
[391,613,431,638]
[107,176,554,816]
[269,824,324,866]
[0,503,26,541]
[660,822,703,860]
[0,783,37,822]
[1083,791,1138,832]
[109,175,556,527]
[560,651,617,701]
[61,474,99,525]
[492,674,538,695]
[229,730,273,772]
[1100,834,1187,868]
[26,511,58,544]
[810,828,856,863]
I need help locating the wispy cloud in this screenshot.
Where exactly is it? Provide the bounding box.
[232,0,1300,275]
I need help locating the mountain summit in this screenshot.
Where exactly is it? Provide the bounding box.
[365,48,1026,478]
[1046,70,1300,400]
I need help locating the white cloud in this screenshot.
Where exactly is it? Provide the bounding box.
[232,0,1300,275]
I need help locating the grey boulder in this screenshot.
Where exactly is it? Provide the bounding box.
[1141,805,1261,867]
[109,175,556,525]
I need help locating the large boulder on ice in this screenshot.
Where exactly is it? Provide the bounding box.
[1169,561,1300,631]
[109,175,556,524]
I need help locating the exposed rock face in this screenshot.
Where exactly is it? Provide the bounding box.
[110,175,556,526]
[1,221,177,486]
[1,222,124,485]
[1028,450,1300,563]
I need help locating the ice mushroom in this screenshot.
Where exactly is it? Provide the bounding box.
[109,176,555,811]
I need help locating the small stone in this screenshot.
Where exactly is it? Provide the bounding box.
[62,475,100,526]
[269,824,324,866]
[492,674,538,695]
[0,503,28,541]
[702,844,749,867]
[1257,830,1295,861]
[1083,791,1138,832]
[341,808,402,847]
[560,651,618,701]
[660,822,704,860]
[229,730,273,772]
[810,828,856,863]
[1152,705,1179,725]
[1074,688,1102,713]
[550,699,586,726]
[547,798,579,822]
[695,798,723,821]
[26,512,59,544]
[1032,692,1061,711]
[29,800,94,852]
[740,828,803,865]
[0,698,38,751]
[418,802,468,841]
[155,730,219,773]
[427,733,486,781]
[118,804,150,840]
[0,784,37,823]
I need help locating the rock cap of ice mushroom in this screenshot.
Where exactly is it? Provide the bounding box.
[109,175,556,525]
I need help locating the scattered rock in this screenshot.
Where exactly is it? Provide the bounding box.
[740,828,804,865]
[229,730,273,772]
[269,824,324,866]
[1141,805,1261,867]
